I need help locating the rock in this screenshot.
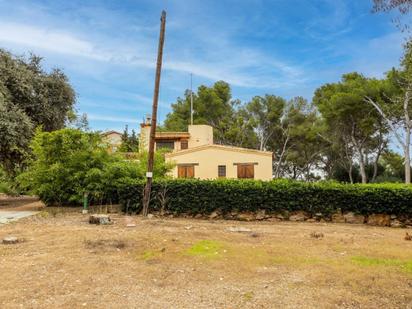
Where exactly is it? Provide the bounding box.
[343,212,365,224]
[227,227,252,233]
[2,236,19,244]
[275,214,285,220]
[184,225,193,230]
[405,232,412,241]
[89,214,112,225]
[367,214,391,227]
[256,210,266,220]
[331,210,345,223]
[390,219,404,228]
[236,212,255,221]
[306,218,317,223]
[314,213,323,218]
[147,214,154,219]
[390,215,397,220]
[289,211,308,222]
[194,214,203,219]
[209,211,220,219]
[126,224,136,228]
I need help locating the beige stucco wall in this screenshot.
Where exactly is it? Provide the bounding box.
[139,126,151,152]
[188,125,213,148]
[102,132,122,152]
[166,146,273,180]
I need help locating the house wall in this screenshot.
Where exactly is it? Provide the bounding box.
[166,147,273,180]
[102,132,122,152]
[188,125,213,148]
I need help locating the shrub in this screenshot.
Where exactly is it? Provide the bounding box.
[17,128,173,205]
[118,179,412,217]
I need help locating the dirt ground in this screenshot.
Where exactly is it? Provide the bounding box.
[0,205,412,308]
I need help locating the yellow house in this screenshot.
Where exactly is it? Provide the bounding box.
[101,130,122,153]
[139,119,273,180]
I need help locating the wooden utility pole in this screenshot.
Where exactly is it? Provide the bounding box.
[142,10,166,216]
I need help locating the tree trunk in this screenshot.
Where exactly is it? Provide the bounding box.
[358,149,367,184]
[405,128,411,184]
[348,163,353,184]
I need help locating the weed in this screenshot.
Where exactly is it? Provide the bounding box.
[351,256,412,274]
[186,240,224,259]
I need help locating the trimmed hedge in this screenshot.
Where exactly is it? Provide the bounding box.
[118,179,412,217]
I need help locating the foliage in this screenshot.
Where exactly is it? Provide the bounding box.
[117,179,412,217]
[17,128,172,206]
[0,49,76,175]
[119,125,139,152]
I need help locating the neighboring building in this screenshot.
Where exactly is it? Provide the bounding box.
[101,130,122,153]
[139,118,273,180]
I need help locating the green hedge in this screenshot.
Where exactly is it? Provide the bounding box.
[118,179,412,217]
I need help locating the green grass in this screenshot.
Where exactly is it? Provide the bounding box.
[186,240,224,259]
[351,256,412,274]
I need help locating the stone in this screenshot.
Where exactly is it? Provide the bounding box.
[390,219,404,228]
[147,214,154,219]
[209,211,220,219]
[367,214,391,226]
[236,212,255,221]
[306,218,317,223]
[126,224,136,228]
[331,210,345,223]
[194,214,203,219]
[227,227,252,233]
[2,236,19,244]
[89,214,112,225]
[343,212,365,224]
[289,211,308,222]
[256,210,266,220]
[275,214,285,220]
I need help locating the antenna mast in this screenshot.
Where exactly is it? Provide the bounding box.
[190,73,193,125]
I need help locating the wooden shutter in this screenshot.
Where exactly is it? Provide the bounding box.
[178,165,195,178]
[186,165,194,178]
[237,164,254,179]
[178,166,186,178]
[245,164,254,179]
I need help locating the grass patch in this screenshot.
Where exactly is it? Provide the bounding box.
[351,256,412,274]
[186,240,224,259]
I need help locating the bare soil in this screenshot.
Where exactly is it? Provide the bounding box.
[0,208,411,308]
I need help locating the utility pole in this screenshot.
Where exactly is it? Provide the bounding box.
[142,10,166,217]
[190,73,193,125]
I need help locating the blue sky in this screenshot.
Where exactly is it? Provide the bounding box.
[0,0,406,132]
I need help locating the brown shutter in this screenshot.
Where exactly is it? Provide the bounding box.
[246,164,254,179]
[187,166,194,178]
[237,165,244,178]
[178,166,185,178]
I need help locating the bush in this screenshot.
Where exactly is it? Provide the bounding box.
[118,179,412,217]
[17,128,173,205]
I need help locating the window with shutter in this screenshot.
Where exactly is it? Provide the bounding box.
[178,165,195,178]
[237,164,254,179]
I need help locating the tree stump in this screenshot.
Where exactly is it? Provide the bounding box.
[2,236,19,244]
[89,214,112,225]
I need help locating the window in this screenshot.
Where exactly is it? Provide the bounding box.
[178,165,195,178]
[237,164,254,179]
[218,165,226,178]
[156,140,174,151]
[181,140,188,150]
